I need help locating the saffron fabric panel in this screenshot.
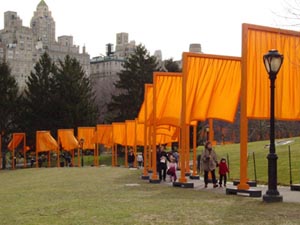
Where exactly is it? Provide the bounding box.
[183,53,241,124]
[244,24,300,119]
[57,129,78,151]
[136,122,145,146]
[96,125,113,147]
[137,84,153,125]
[8,133,25,151]
[77,127,95,150]
[125,120,136,146]
[36,131,58,152]
[154,72,182,127]
[112,123,126,145]
[156,134,177,145]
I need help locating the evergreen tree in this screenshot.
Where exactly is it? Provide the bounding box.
[55,55,98,130]
[163,58,181,72]
[0,62,19,144]
[21,52,57,139]
[107,44,159,122]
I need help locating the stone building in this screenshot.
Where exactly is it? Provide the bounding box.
[0,0,90,92]
[90,33,136,122]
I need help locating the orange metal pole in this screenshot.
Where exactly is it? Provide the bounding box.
[185,125,190,174]
[209,119,214,143]
[238,24,250,190]
[114,144,118,166]
[94,141,98,167]
[143,121,148,176]
[72,149,74,166]
[12,134,15,169]
[143,85,149,176]
[36,132,38,168]
[77,148,80,167]
[125,122,128,168]
[179,57,187,183]
[148,126,152,171]
[125,145,128,168]
[48,151,51,168]
[97,143,100,166]
[23,134,27,168]
[151,74,158,180]
[57,137,60,168]
[177,130,181,169]
[192,124,197,176]
[111,144,114,167]
[134,120,137,168]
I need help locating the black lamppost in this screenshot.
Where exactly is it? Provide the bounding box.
[262,49,284,203]
[79,138,84,167]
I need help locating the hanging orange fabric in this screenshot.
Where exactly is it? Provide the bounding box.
[182,53,241,124]
[244,23,300,119]
[36,131,58,152]
[8,133,25,151]
[112,123,126,145]
[125,120,136,147]
[136,122,146,146]
[96,124,113,147]
[57,129,78,151]
[153,72,182,127]
[137,84,153,125]
[77,127,96,149]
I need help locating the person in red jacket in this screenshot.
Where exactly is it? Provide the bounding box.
[218,157,229,187]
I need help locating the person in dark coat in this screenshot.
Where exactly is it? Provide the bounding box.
[157,145,168,181]
[128,150,135,168]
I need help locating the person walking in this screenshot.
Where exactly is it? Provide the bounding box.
[167,156,177,182]
[157,145,168,181]
[128,150,135,168]
[218,157,229,187]
[201,141,218,188]
[137,152,143,169]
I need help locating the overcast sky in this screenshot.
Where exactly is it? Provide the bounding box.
[0,0,297,60]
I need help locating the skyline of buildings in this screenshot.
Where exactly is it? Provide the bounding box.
[0,0,202,123]
[0,0,90,91]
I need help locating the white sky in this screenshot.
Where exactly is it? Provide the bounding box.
[0,0,297,60]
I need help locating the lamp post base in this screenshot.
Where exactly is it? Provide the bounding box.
[262,194,283,203]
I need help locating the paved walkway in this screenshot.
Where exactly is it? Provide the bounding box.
[159,172,300,203]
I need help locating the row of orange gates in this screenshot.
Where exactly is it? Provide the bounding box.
[2,23,300,191]
[0,121,200,175]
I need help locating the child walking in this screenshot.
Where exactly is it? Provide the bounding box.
[218,157,229,187]
[167,156,177,182]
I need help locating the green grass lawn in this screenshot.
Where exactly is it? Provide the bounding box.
[14,136,299,187]
[207,137,300,185]
[0,167,300,225]
[93,137,300,186]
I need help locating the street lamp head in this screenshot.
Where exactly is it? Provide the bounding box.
[263,49,284,78]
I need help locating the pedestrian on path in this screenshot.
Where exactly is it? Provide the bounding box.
[167,156,177,182]
[157,145,168,181]
[128,150,135,168]
[201,141,218,188]
[218,157,229,187]
[137,152,143,169]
